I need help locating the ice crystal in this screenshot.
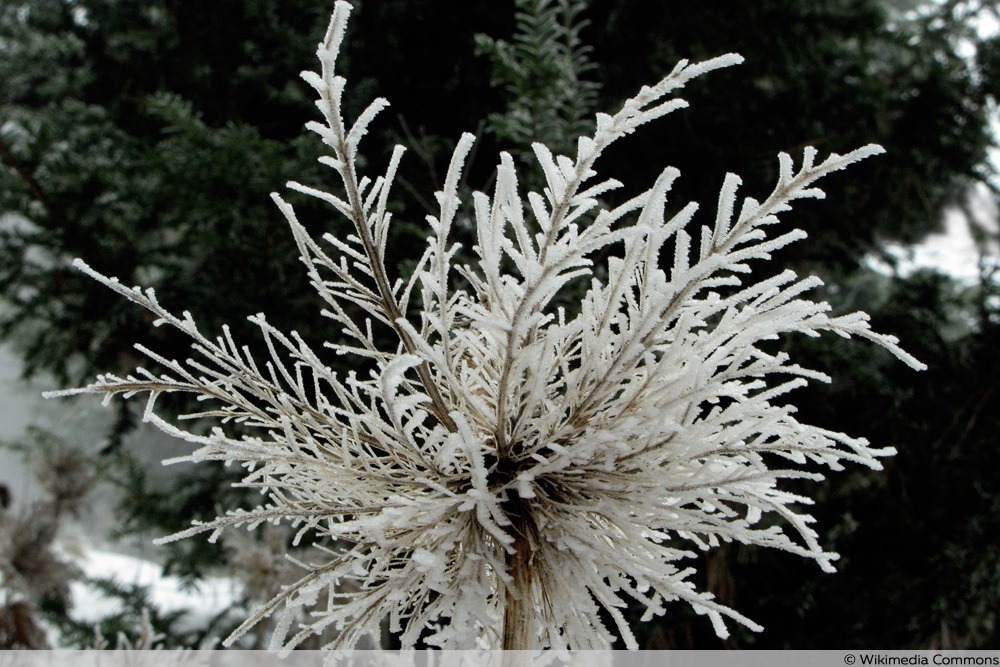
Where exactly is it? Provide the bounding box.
[51,1,925,650]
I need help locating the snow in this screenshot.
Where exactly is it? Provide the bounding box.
[70,547,238,626]
[873,190,1000,282]
[0,344,59,504]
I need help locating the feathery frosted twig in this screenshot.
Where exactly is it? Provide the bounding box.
[50,1,924,651]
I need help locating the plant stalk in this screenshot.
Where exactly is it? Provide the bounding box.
[503,515,534,651]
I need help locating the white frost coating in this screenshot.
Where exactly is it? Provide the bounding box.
[50,0,924,652]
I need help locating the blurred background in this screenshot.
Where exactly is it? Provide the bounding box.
[0,0,997,650]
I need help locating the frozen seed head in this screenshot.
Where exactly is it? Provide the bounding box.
[51,0,922,651]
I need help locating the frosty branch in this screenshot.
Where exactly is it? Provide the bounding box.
[50,0,924,651]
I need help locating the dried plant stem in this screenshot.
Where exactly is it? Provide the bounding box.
[503,513,535,651]
[338,141,458,434]
[52,1,927,648]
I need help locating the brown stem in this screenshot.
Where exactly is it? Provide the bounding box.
[502,513,534,651]
[338,140,458,434]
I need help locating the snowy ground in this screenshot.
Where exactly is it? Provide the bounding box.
[70,547,238,628]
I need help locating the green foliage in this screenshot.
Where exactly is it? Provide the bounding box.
[475,0,599,169]
[0,0,337,390]
[585,0,995,267]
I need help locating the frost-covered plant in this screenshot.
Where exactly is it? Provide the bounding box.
[52,1,925,651]
[224,524,319,649]
[0,429,95,648]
